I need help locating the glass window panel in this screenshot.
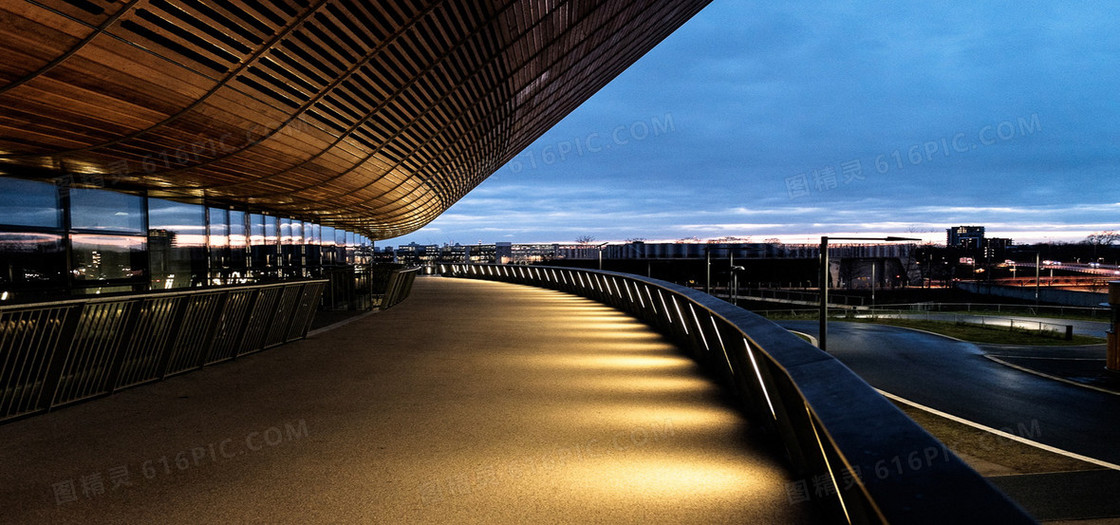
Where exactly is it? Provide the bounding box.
[304,224,321,276]
[148,198,206,245]
[265,216,278,244]
[208,208,229,247]
[250,214,279,278]
[280,218,292,245]
[69,188,143,232]
[0,232,66,298]
[70,234,146,281]
[0,178,61,228]
[291,220,303,245]
[249,213,265,245]
[230,211,248,248]
[227,210,249,283]
[321,226,335,246]
[148,198,206,289]
[207,208,229,285]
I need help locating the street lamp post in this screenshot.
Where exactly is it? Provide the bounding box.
[597,242,609,270]
[705,245,711,295]
[819,236,919,352]
[1035,253,1040,306]
[731,265,745,306]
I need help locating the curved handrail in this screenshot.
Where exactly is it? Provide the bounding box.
[442,263,1035,524]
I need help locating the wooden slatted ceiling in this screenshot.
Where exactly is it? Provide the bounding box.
[0,0,710,239]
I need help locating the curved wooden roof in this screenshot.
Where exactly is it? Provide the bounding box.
[0,0,709,238]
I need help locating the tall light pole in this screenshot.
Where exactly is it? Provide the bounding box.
[1035,252,1040,305]
[597,242,608,270]
[871,261,876,311]
[820,236,919,352]
[705,245,711,295]
[731,265,745,306]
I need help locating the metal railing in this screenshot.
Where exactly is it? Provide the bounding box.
[736,287,866,307]
[379,268,418,310]
[0,280,325,424]
[879,302,1109,319]
[842,309,1076,340]
[322,264,419,311]
[442,264,1034,524]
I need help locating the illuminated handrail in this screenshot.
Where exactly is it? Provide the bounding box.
[442,264,1035,524]
[0,280,325,424]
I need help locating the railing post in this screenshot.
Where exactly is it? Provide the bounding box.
[197,291,232,367]
[157,296,191,380]
[40,304,85,414]
[106,299,145,392]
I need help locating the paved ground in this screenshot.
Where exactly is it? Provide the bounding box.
[980,343,1119,393]
[0,277,816,524]
[781,320,1120,465]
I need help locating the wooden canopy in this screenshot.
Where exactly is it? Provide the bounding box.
[0,0,709,238]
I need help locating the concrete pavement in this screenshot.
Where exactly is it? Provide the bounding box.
[0,278,815,524]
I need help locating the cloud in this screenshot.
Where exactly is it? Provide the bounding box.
[388,1,1120,247]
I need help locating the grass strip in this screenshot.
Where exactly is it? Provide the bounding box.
[892,401,1101,474]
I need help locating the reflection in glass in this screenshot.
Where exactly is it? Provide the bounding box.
[70,188,143,232]
[148,198,206,289]
[280,218,292,245]
[230,211,248,248]
[294,221,305,245]
[249,213,265,246]
[306,223,320,245]
[208,208,229,285]
[321,226,337,265]
[304,223,321,275]
[0,232,66,301]
[250,214,279,279]
[284,219,306,278]
[0,178,61,228]
[344,232,356,264]
[71,234,146,281]
[229,210,248,281]
[208,208,229,247]
[265,216,278,244]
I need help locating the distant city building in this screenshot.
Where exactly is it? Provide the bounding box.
[947,226,985,249]
[984,237,1014,260]
[391,242,517,265]
[390,240,921,274]
[945,226,1012,260]
[510,243,556,264]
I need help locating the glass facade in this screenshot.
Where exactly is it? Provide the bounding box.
[0,176,372,303]
[148,198,206,289]
[70,188,145,233]
[0,178,61,228]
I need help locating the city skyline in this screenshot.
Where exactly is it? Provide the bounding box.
[389,1,1119,247]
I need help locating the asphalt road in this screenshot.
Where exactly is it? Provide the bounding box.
[781,320,1120,466]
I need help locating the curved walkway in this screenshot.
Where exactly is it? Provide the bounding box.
[781,320,1120,466]
[0,278,814,524]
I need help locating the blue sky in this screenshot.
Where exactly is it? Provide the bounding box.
[389,1,1119,247]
